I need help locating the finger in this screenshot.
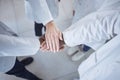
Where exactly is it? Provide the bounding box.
[51,36,56,52]
[41,41,48,51]
[59,32,63,40]
[45,34,49,49]
[48,35,53,51]
[42,44,49,51]
[54,35,59,52]
[41,45,49,52]
[41,40,45,48]
[40,41,46,50]
[41,44,50,51]
[59,46,64,51]
[57,38,60,52]
[45,34,48,48]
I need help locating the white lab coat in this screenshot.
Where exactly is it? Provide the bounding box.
[25,0,59,25]
[63,0,120,50]
[24,0,120,80]
[25,0,120,50]
[65,0,120,79]
[0,0,59,72]
[0,21,40,73]
[78,34,120,80]
[0,0,59,73]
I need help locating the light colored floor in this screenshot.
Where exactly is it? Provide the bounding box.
[0,0,89,80]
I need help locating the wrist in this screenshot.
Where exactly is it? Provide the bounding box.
[45,20,54,28]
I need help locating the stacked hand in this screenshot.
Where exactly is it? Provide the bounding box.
[45,21,63,52]
[39,34,65,52]
[39,21,65,52]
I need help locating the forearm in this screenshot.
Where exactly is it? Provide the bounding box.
[63,10,119,47]
[0,34,40,56]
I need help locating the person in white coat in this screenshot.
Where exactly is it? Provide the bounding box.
[28,0,120,52]
[25,0,92,60]
[41,0,120,52]
[40,0,120,79]
[0,21,42,80]
[63,0,120,79]
[25,0,120,53]
[67,0,96,61]
[62,0,120,50]
[62,0,120,62]
[25,0,62,52]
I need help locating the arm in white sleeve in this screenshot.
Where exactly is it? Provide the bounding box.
[63,0,120,49]
[0,34,40,56]
[27,0,53,25]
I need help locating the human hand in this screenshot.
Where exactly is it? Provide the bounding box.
[39,34,45,46]
[45,21,63,52]
[39,35,48,51]
[40,34,65,52]
[41,40,65,52]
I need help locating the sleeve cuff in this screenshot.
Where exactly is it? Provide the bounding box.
[42,17,53,26]
[63,31,75,47]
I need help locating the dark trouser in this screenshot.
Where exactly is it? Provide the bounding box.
[6,59,41,80]
[34,22,45,37]
[83,45,91,52]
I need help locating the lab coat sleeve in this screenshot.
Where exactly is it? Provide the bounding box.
[0,34,40,56]
[26,0,53,25]
[63,0,120,49]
